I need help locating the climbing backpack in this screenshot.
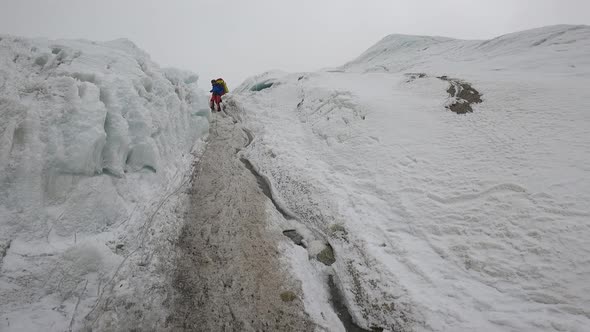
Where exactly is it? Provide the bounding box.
[215,78,229,95]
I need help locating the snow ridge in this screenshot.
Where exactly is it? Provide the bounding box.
[344,24,590,74]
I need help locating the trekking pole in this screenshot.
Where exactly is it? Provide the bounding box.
[214,110,219,136]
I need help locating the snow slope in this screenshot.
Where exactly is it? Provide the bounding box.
[344,24,590,76]
[0,36,209,330]
[230,25,590,331]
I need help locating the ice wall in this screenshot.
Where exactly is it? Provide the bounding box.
[0,35,209,330]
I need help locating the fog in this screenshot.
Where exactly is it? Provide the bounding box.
[1,0,589,86]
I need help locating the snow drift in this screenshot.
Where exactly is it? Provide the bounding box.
[231,25,590,331]
[0,36,209,330]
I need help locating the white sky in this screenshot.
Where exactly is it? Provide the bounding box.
[1,0,589,87]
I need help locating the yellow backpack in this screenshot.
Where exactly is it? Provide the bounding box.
[215,78,229,95]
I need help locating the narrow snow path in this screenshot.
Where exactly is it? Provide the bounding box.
[168,110,313,331]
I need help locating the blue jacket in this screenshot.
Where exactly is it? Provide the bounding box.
[210,84,224,95]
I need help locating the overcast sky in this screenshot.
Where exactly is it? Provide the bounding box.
[1,0,589,86]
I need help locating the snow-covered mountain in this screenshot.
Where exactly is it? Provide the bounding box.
[230,25,590,331]
[2,24,589,332]
[0,36,209,330]
[344,24,590,75]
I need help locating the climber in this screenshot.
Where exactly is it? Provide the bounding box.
[209,78,228,112]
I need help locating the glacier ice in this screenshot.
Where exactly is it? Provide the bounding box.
[0,35,210,330]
